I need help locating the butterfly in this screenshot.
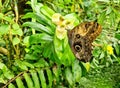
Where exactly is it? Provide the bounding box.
[67,21,102,62]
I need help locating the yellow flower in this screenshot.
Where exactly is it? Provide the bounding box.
[56,26,67,40]
[107,45,113,55]
[52,13,64,25]
[62,20,74,30]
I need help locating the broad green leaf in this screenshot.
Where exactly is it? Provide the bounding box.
[23,36,30,47]
[12,37,20,46]
[12,23,20,30]
[22,12,35,19]
[23,72,34,88]
[22,22,53,35]
[30,70,40,88]
[38,70,46,88]
[12,23,23,36]
[61,44,75,66]
[16,77,25,88]
[29,33,53,45]
[31,0,37,11]
[46,69,53,88]
[0,24,10,35]
[72,60,82,82]
[22,13,55,30]
[11,28,23,36]
[54,29,74,65]
[65,67,73,86]
[40,6,55,19]
[8,83,16,88]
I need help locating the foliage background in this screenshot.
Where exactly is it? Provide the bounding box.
[0,0,120,88]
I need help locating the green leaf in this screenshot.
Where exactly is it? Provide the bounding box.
[72,60,82,82]
[34,59,49,68]
[24,72,34,88]
[0,62,14,79]
[0,24,10,35]
[24,54,39,60]
[40,6,55,19]
[12,28,23,36]
[98,11,106,25]
[8,83,16,88]
[23,36,30,46]
[4,70,14,79]
[46,68,53,87]
[115,33,120,40]
[43,42,53,58]
[15,60,28,70]
[22,13,55,30]
[99,51,105,59]
[12,23,23,36]
[38,70,46,88]
[23,22,53,35]
[106,6,112,15]
[12,23,20,30]
[12,37,20,46]
[0,13,14,23]
[65,67,73,86]
[29,33,53,45]
[113,42,120,56]
[22,61,34,69]
[3,16,14,23]
[0,13,4,18]
[16,77,25,88]
[30,70,40,88]
[109,12,115,27]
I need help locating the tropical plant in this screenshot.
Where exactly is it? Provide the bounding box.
[0,0,120,88]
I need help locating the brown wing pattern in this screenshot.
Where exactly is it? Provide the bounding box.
[67,22,102,62]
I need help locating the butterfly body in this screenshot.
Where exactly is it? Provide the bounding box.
[67,22,102,62]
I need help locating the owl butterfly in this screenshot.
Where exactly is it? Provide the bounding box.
[67,22,102,62]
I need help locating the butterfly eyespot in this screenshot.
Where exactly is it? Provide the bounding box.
[75,45,81,52]
[76,34,80,38]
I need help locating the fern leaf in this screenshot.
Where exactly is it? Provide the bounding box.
[16,77,25,88]
[30,70,40,88]
[23,72,34,88]
[46,69,53,88]
[8,83,15,88]
[38,70,46,88]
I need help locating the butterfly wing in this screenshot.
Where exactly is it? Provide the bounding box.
[67,22,102,62]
